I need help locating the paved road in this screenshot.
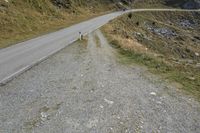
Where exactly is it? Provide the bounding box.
[0,9,199,85]
[0,30,199,133]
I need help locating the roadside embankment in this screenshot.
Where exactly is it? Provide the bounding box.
[103,11,200,100]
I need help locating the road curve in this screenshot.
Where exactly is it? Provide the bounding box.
[0,9,199,85]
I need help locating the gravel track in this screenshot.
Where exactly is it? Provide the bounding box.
[0,30,200,133]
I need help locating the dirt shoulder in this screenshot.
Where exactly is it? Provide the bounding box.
[102,11,200,100]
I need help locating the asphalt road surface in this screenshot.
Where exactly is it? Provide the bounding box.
[0,30,199,133]
[0,9,199,85]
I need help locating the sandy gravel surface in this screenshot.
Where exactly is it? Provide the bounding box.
[0,30,200,133]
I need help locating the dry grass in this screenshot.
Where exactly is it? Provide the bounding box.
[133,0,168,8]
[94,33,101,48]
[112,35,147,52]
[102,11,200,100]
[0,12,105,48]
[0,0,117,48]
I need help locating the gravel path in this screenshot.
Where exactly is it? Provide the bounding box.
[0,30,200,133]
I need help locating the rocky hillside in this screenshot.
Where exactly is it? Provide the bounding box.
[134,0,200,9]
[165,0,200,9]
[104,11,200,99]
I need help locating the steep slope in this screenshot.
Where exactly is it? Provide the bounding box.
[133,0,200,9]
[103,11,200,99]
[165,0,200,9]
[1,0,199,48]
[0,0,120,48]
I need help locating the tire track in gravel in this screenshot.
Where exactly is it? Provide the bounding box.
[0,30,199,133]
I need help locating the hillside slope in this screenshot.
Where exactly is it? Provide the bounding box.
[165,0,200,9]
[0,0,120,48]
[134,0,200,9]
[2,0,198,48]
[104,11,200,99]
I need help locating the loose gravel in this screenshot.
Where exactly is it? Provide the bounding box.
[0,30,200,133]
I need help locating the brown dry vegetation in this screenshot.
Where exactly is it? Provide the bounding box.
[103,11,200,100]
[0,0,119,48]
[1,0,196,48]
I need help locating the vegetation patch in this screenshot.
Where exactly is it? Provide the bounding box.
[103,11,200,100]
[94,33,101,48]
[0,0,121,48]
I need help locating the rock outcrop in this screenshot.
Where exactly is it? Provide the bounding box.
[165,0,200,9]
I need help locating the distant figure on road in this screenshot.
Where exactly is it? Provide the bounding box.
[79,32,83,40]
